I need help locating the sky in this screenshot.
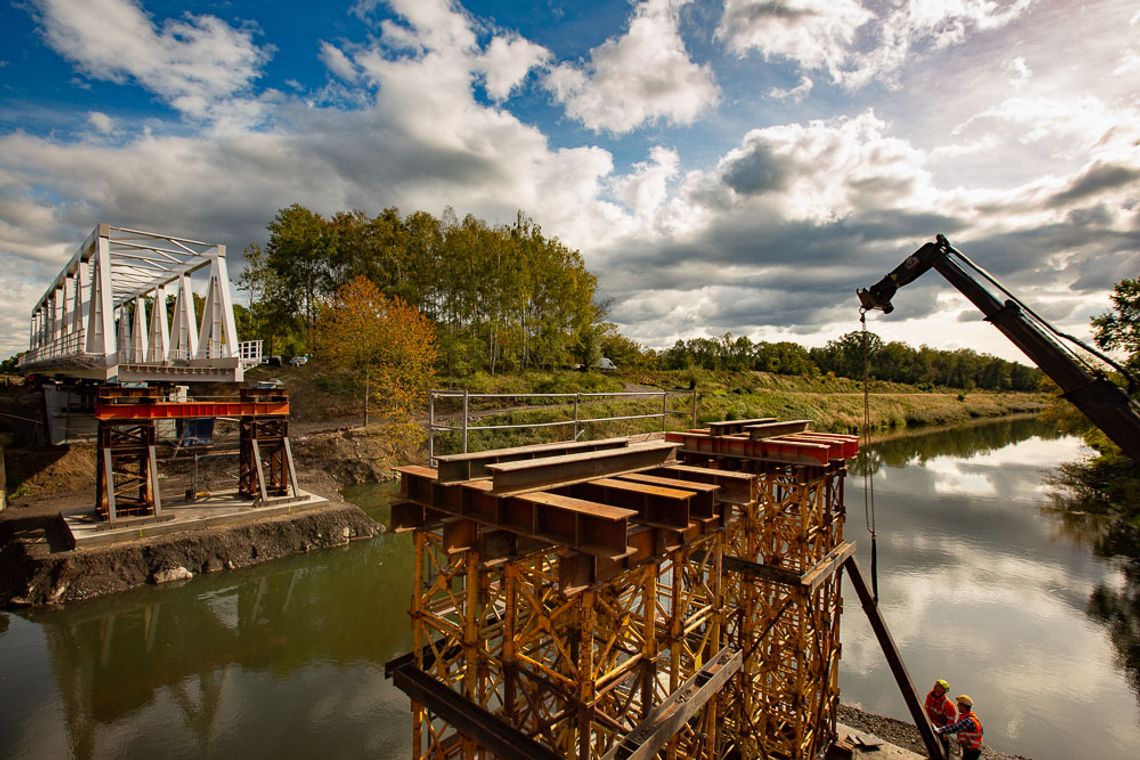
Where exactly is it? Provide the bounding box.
[1,0,1138,363]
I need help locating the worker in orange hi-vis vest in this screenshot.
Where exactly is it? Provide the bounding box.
[924,679,956,756]
[935,694,984,760]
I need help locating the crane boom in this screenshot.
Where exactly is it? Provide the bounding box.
[858,235,1140,462]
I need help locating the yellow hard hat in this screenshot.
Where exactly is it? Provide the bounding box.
[935,679,950,690]
[956,694,973,706]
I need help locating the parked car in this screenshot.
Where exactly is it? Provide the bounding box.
[289,354,310,366]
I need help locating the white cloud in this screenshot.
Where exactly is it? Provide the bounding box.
[718,0,872,77]
[713,112,935,221]
[319,41,358,81]
[609,146,680,224]
[88,111,115,134]
[718,0,1034,89]
[769,75,813,102]
[477,35,550,101]
[954,95,1130,158]
[31,0,271,117]
[1005,55,1031,87]
[545,0,719,134]
[381,0,477,56]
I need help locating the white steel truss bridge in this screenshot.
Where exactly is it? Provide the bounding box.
[19,224,261,383]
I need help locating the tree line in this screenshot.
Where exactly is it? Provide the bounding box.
[656,332,1043,391]
[239,204,601,375]
[237,203,1044,391]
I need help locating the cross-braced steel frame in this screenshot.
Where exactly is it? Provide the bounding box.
[717,462,847,760]
[387,424,855,759]
[402,526,727,760]
[94,387,296,522]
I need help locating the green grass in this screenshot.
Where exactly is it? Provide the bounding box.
[426,369,1048,454]
[258,363,1048,451]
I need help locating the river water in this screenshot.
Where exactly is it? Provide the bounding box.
[1,419,1137,759]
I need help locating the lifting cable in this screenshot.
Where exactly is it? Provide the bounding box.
[859,308,880,602]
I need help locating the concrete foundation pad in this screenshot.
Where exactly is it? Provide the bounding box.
[63,490,330,548]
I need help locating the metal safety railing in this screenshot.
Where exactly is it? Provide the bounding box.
[428,388,697,464]
[237,339,263,367]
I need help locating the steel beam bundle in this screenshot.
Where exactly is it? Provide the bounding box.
[387,419,855,759]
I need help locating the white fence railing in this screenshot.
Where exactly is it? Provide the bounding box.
[238,340,263,367]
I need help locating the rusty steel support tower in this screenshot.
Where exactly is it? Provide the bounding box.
[93,386,296,523]
[386,420,857,759]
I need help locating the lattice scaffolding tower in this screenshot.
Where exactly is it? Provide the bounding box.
[386,419,857,759]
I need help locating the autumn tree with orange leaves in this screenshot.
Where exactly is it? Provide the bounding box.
[317,276,437,437]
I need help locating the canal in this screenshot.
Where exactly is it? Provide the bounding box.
[0,418,1136,759]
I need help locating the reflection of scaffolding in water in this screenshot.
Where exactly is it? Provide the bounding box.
[386,420,856,759]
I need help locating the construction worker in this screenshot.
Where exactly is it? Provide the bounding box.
[924,679,956,756]
[935,694,984,760]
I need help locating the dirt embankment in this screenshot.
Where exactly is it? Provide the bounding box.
[0,403,400,609]
[0,502,378,607]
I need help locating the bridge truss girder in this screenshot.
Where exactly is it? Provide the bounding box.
[21,224,250,383]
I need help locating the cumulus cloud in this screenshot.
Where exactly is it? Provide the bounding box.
[476,35,551,101]
[319,41,358,81]
[545,0,719,133]
[718,0,1034,89]
[88,111,115,134]
[30,0,271,116]
[609,146,680,224]
[718,0,872,78]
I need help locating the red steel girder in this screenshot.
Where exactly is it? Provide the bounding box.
[556,477,693,529]
[664,430,853,465]
[610,473,719,519]
[95,400,288,420]
[649,464,758,505]
[485,441,679,495]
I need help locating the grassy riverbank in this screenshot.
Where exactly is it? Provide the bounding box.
[255,365,1048,454]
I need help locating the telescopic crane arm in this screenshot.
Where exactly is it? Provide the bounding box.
[858,234,1140,463]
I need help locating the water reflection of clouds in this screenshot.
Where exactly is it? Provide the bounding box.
[893,435,1090,501]
[843,428,1138,759]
